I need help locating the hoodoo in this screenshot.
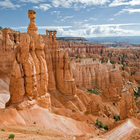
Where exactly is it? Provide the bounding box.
[0,10,140,140]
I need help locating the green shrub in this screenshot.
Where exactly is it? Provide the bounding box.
[101,60,104,63]
[76,55,82,59]
[132,71,136,75]
[96,119,104,128]
[113,103,115,106]
[122,64,126,71]
[70,58,73,62]
[69,54,74,57]
[8,134,15,140]
[96,119,109,130]
[110,60,115,64]
[136,54,139,59]
[1,129,5,131]
[114,115,120,121]
[87,90,101,95]
[134,88,140,103]
[33,122,36,124]
[100,49,103,55]
[93,79,98,89]
[89,135,94,138]
[76,55,79,58]
[104,125,108,130]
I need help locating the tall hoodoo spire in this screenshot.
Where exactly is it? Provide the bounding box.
[27,10,38,33]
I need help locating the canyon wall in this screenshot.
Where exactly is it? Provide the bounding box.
[58,40,106,55]
[0,29,17,73]
[4,10,77,111]
[0,10,137,122]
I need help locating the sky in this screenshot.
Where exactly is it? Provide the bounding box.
[0,0,140,37]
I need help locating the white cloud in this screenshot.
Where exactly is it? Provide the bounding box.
[90,18,97,21]
[108,18,114,21]
[82,23,140,28]
[109,0,129,7]
[109,0,140,7]
[0,0,110,10]
[60,16,74,22]
[57,28,87,37]
[56,23,140,37]
[115,8,140,15]
[83,18,97,22]
[63,16,74,19]
[38,26,72,29]
[129,0,140,6]
[20,0,45,3]
[74,21,83,25]
[73,18,97,26]
[50,0,110,9]
[87,7,95,11]
[0,0,21,9]
[11,23,140,37]
[54,20,60,23]
[33,4,52,11]
[11,26,72,30]
[51,11,60,15]
[86,26,131,36]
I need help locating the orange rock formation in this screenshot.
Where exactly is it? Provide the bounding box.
[58,40,106,55]
[0,10,136,122]
[0,9,139,139]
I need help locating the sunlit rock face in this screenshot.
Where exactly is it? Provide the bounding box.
[6,10,51,111]
[57,40,106,55]
[120,82,137,120]
[0,29,16,74]
[4,10,77,111]
[70,58,137,119]
[72,59,122,92]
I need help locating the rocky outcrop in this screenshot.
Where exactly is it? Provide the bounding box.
[0,10,137,130]
[5,10,79,112]
[103,117,140,140]
[6,10,51,112]
[58,40,106,55]
[0,29,16,74]
[120,82,137,120]
[72,59,123,94]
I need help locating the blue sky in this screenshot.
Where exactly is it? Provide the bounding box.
[0,0,140,37]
